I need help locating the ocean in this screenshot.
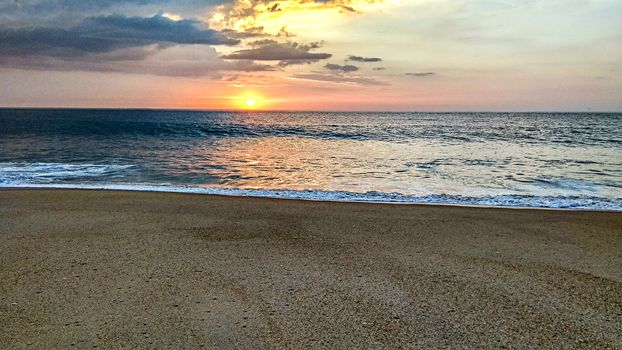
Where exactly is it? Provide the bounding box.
[1,109,621,210]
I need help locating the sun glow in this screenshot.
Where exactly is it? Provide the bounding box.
[209,0,397,35]
[235,92,265,110]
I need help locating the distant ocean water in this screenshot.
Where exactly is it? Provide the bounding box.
[1,109,621,210]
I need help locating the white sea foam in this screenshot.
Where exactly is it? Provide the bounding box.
[1,162,620,211]
[1,182,620,211]
[0,162,133,184]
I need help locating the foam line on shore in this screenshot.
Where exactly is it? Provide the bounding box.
[2,183,621,211]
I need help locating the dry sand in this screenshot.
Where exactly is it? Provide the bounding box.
[1,189,621,349]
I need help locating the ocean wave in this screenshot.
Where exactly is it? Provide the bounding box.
[0,163,134,185]
[2,110,620,146]
[1,182,620,211]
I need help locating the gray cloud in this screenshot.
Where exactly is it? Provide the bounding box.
[277,26,295,38]
[324,63,359,72]
[220,26,267,39]
[405,72,435,77]
[292,73,389,86]
[0,0,226,25]
[0,14,238,58]
[347,55,382,62]
[339,5,360,13]
[0,13,280,77]
[373,67,386,71]
[0,45,274,77]
[221,40,331,66]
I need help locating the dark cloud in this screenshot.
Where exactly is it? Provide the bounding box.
[0,0,226,19]
[339,5,360,13]
[324,63,359,72]
[292,73,389,86]
[0,45,274,77]
[220,26,267,39]
[1,0,170,9]
[373,67,386,71]
[347,55,382,62]
[0,14,239,58]
[249,39,280,46]
[0,0,152,16]
[268,3,281,12]
[405,72,435,77]
[0,13,280,77]
[221,40,331,66]
[277,26,295,38]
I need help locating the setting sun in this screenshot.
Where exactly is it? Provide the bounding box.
[235,92,265,110]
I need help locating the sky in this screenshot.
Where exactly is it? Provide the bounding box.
[0,0,620,111]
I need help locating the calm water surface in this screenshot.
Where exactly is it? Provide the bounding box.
[1,109,621,210]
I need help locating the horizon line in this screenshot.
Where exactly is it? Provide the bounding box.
[1,106,621,114]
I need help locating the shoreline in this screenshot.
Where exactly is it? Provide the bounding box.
[2,189,621,348]
[2,185,620,213]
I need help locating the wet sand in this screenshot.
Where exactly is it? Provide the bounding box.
[1,189,621,349]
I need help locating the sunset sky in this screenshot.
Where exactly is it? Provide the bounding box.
[1,0,621,111]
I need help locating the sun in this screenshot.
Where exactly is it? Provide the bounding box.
[236,92,265,110]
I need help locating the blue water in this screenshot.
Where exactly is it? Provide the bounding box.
[1,109,621,210]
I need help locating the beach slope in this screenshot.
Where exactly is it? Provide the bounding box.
[1,190,621,348]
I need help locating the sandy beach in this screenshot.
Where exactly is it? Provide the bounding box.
[1,189,621,349]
